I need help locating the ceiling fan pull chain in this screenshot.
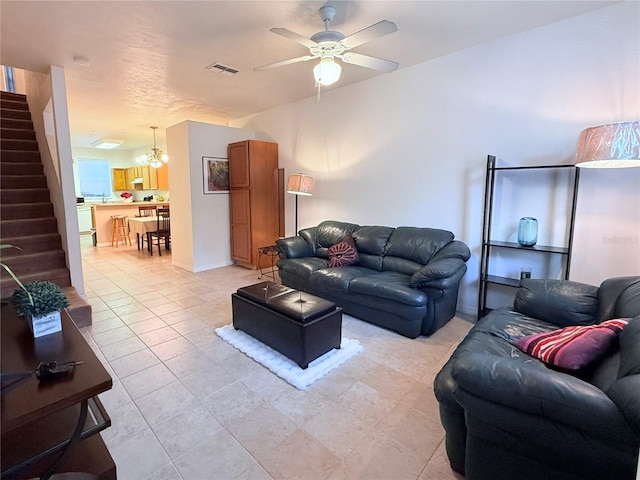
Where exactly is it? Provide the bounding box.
[316,83,322,102]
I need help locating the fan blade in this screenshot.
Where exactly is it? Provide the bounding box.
[340,52,398,73]
[254,55,316,71]
[340,20,397,49]
[270,28,317,48]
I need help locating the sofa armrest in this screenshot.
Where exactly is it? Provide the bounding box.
[452,353,632,442]
[276,236,314,259]
[514,279,599,327]
[598,276,640,321]
[410,258,467,288]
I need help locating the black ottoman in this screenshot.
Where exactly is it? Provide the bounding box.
[231,282,342,369]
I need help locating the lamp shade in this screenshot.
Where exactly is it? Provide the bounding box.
[313,57,341,86]
[287,174,314,196]
[575,121,640,168]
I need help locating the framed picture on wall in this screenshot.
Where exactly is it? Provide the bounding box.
[202,156,229,194]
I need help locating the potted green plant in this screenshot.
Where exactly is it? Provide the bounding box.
[11,280,69,338]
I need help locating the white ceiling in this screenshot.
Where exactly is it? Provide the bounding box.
[1,1,616,150]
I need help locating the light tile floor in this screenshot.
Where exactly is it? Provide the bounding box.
[78,234,469,480]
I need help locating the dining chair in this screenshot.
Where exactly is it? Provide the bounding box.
[139,206,157,251]
[138,205,157,217]
[149,208,171,256]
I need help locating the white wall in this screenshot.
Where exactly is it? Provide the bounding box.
[24,66,85,296]
[166,120,255,272]
[232,2,640,315]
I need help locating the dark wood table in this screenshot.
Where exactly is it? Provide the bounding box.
[1,301,116,479]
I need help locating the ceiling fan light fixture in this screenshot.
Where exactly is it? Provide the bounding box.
[313,57,341,86]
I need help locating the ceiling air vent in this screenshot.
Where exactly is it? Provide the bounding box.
[205,62,239,76]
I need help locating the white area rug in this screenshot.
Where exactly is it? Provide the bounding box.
[215,324,363,390]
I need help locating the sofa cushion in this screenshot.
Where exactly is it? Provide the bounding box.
[349,271,427,307]
[309,266,374,293]
[514,279,599,327]
[298,227,318,255]
[315,221,359,248]
[617,316,640,378]
[385,227,454,264]
[353,225,394,271]
[277,257,328,282]
[512,318,629,370]
[352,226,394,256]
[328,235,359,267]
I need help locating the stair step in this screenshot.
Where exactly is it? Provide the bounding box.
[0,188,50,203]
[1,150,41,163]
[0,98,29,111]
[1,127,36,140]
[62,287,93,328]
[1,202,54,220]
[1,174,47,189]
[0,93,84,323]
[1,139,39,151]
[1,117,34,130]
[1,162,43,175]
[0,91,27,102]
[0,233,63,255]
[0,268,71,299]
[0,250,67,277]
[0,108,31,121]
[1,217,58,237]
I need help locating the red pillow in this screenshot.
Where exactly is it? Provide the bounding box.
[512,318,629,370]
[327,234,359,268]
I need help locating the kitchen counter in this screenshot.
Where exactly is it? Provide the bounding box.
[91,202,169,246]
[92,201,169,208]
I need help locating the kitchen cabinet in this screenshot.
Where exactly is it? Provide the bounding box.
[142,164,158,190]
[126,165,158,190]
[111,168,127,191]
[156,162,169,190]
[478,155,579,319]
[228,140,279,269]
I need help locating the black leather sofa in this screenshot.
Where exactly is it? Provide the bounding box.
[276,220,470,338]
[434,276,640,480]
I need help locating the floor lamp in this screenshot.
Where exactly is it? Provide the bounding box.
[574,121,640,168]
[286,174,314,234]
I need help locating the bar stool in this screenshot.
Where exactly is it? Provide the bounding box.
[110,215,131,247]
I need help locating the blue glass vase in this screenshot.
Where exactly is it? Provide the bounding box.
[517,217,538,246]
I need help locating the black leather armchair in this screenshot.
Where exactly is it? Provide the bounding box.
[434,276,640,480]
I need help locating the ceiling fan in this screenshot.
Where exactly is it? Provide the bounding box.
[255,5,399,87]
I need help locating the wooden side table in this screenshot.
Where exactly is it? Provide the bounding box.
[257,245,279,280]
[1,302,116,479]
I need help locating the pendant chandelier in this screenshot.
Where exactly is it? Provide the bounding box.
[136,126,168,168]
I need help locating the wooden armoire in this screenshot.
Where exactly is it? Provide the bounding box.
[228,140,281,269]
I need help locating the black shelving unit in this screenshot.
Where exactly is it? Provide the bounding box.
[478,155,580,319]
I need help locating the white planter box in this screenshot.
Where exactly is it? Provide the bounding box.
[29,311,62,338]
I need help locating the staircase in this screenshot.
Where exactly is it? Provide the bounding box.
[0,91,92,327]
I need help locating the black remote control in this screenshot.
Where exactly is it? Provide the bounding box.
[36,361,83,380]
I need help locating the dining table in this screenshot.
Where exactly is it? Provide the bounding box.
[128,216,158,251]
